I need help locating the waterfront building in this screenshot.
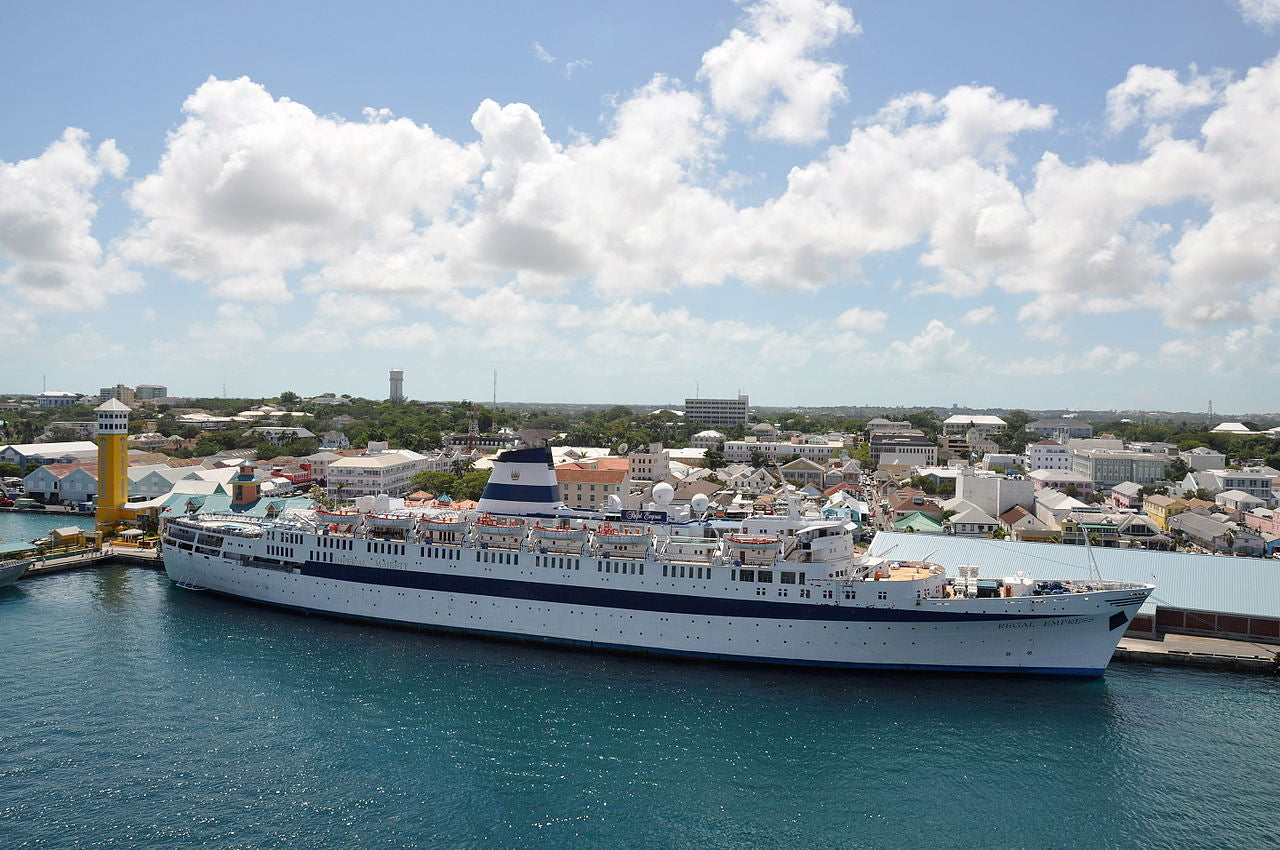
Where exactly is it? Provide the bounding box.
[684,395,748,427]
[22,463,98,505]
[134,384,168,400]
[0,441,98,467]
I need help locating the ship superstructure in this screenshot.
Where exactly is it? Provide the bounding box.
[162,447,1152,675]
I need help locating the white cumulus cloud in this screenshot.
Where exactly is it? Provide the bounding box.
[1237,0,1280,32]
[834,306,887,332]
[0,128,140,312]
[698,0,859,143]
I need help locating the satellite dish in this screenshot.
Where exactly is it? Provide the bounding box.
[617,442,629,455]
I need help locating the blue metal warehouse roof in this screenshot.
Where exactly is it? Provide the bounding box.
[868,531,1280,618]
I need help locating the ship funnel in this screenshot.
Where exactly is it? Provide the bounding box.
[477,446,564,515]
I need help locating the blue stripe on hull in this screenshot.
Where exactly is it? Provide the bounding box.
[299,561,1085,624]
[182,584,1106,677]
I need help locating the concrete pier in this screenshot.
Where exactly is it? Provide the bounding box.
[1116,633,1279,674]
[21,546,162,577]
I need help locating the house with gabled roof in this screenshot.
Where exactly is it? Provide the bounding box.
[944,500,1000,536]
[894,511,945,534]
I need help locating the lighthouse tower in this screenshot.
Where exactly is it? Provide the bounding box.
[95,398,132,528]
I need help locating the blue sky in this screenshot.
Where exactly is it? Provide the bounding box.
[3,0,1279,412]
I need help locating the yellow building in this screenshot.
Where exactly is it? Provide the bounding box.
[1143,493,1187,531]
[95,398,134,531]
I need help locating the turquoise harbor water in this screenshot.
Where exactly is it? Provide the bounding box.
[1,567,1278,849]
[0,510,94,544]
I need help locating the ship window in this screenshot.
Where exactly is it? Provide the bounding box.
[780,571,796,584]
[758,571,773,583]
[639,565,643,575]
[680,566,686,578]
[598,563,603,572]
[844,591,856,599]
[798,573,805,584]
[739,569,753,582]
[663,565,668,576]
[731,570,736,581]
[877,592,887,600]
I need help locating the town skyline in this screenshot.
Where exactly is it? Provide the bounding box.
[3,1,1279,409]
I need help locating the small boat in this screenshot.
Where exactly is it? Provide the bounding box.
[364,512,414,531]
[473,515,527,535]
[418,514,466,532]
[593,525,650,545]
[315,508,361,525]
[533,523,588,541]
[725,533,782,550]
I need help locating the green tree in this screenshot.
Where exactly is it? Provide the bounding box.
[410,470,457,496]
[1004,410,1033,431]
[704,448,725,470]
[279,391,299,404]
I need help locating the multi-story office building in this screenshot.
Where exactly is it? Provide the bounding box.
[868,432,938,468]
[684,395,749,427]
[324,442,428,497]
[1072,449,1171,488]
[99,384,136,404]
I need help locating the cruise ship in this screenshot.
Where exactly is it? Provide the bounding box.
[161,446,1152,675]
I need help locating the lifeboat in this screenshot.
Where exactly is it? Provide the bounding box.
[418,513,466,532]
[364,512,414,531]
[593,525,651,545]
[314,508,361,526]
[473,515,527,535]
[725,533,782,550]
[533,523,588,541]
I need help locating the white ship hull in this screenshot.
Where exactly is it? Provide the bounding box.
[163,535,1147,676]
